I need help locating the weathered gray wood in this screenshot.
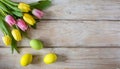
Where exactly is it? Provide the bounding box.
[0,48,120,69]
[2,0,120,69]
[13,0,120,20]
[0,21,120,47]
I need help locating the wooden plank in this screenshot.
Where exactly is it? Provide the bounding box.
[13,0,120,20]
[0,48,120,69]
[0,21,120,47]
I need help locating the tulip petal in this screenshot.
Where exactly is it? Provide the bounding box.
[32,9,44,19]
[12,29,22,41]
[23,13,36,25]
[18,3,31,12]
[5,15,16,26]
[17,19,28,31]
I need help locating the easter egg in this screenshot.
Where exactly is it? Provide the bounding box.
[20,54,33,66]
[30,39,43,50]
[43,53,57,64]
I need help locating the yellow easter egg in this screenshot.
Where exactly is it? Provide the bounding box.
[20,54,32,66]
[43,53,57,64]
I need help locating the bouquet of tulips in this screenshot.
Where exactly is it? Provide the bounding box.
[0,0,51,53]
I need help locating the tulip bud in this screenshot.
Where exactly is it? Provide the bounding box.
[5,15,16,26]
[23,13,36,25]
[2,35,12,46]
[18,3,31,12]
[32,9,44,19]
[12,29,22,41]
[17,19,28,31]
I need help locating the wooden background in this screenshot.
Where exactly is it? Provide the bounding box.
[0,0,120,69]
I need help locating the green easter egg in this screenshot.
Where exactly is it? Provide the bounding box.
[30,39,43,50]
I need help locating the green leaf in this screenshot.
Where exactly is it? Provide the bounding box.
[0,17,5,33]
[11,43,14,54]
[0,16,9,35]
[20,30,30,39]
[31,23,37,29]
[1,20,10,35]
[12,11,23,17]
[11,38,19,54]
[30,0,52,10]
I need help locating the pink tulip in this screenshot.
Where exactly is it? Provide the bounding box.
[32,9,44,19]
[5,15,16,26]
[17,19,28,31]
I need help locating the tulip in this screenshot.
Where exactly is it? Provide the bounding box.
[2,35,12,46]
[18,3,31,12]
[23,13,36,25]
[5,15,16,26]
[17,19,28,31]
[12,29,22,41]
[32,9,44,19]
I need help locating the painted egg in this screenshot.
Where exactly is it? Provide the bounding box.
[30,39,43,50]
[43,53,57,64]
[20,54,33,66]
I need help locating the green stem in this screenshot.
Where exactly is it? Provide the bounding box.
[0,2,10,13]
[0,0,21,12]
[4,0,18,6]
[0,9,7,16]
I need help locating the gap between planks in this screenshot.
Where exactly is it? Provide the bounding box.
[41,19,120,21]
[1,46,120,48]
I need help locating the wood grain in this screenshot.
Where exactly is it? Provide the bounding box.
[0,21,120,47]
[2,0,120,69]
[13,0,120,20]
[0,48,120,69]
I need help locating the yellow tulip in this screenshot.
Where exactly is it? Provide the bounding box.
[23,13,36,25]
[12,29,22,41]
[18,3,31,12]
[2,35,12,46]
